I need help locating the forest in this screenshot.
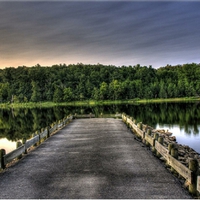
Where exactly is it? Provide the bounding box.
[0,63,200,103]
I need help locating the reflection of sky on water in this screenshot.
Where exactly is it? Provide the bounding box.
[156,124,200,154]
[0,138,16,154]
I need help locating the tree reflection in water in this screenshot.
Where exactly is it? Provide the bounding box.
[0,102,199,152]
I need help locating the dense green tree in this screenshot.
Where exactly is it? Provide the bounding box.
[30,81,41,102]
[159,81,167,98]
[134,80,143,99]
[109,80,121,100]
[0,63,199,103]
[63,87,74,102]
[0,83,10,102]
[167,83,175,98]
[53,87,63,103]
[92,87,99,100]
[99,82,109,100]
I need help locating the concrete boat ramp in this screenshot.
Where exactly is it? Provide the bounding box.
[0,118,191,199]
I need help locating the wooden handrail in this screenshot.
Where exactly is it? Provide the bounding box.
[0,115,73,170]
[122,113,200,196]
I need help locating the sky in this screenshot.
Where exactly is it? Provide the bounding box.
[0,1,200,69]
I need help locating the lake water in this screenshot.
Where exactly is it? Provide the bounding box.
[0,102,200,154]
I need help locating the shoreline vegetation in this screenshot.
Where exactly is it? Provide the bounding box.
[1,97,200,109]
[0,63,200,106]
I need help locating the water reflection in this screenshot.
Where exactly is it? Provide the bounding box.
[156,124,200,154]
[0,106,76,141]
[0,102,200,153]
[0,138,17,153]
[121,102,200,135]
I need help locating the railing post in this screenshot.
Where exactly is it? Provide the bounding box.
[65,118,67,125]
[125,115,129,125]
[56,121,58,130]
[156,136,164,158]
[0,149,6,169]
[125,116,128,125]
[168,143,174,155]
[22,138,27,154]
[47,126,50,138]
[38,130,41,145]
[128,118,132,129]
[171,147,178,159]
[152,133,158,154]
[189,159,199,196]
[141,130,145,143]
[33,131,37,147]
[16,141,23,159]
[34,131,40,146]
[145,129,151,147]
[169,144,178,173]
[137,122,143,130]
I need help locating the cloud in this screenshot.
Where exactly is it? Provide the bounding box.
[0,1,200,68]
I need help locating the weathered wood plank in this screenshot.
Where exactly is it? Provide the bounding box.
[25,135,40,149]
[99,114,121,118]
[168,154,192,183]
[129,121,135,128]
[135,128,144,138]
[127,118,144,138]
[75,114,95,118]
[4,145,25,164]
[40,129,48,139]
[50,125,57,134]
[155,141,169,160]
[58,123,63,128]
[127,118,131,124]
[123,114,200,194]
[132,123,138,129]
[145,134,154,146]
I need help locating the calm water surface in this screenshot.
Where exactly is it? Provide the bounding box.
[0,102,200,154]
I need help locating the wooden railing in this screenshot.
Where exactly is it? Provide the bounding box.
[73,113,121,118]
[0,113,121,169]
[0,115,73,170]
[1,113,199,196]
[122,113,200,197]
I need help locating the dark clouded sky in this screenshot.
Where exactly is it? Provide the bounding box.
[0,1,200,69]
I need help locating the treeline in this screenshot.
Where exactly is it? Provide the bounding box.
[0,63,200,103]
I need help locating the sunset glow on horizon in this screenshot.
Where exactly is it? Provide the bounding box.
[1,1,200,69]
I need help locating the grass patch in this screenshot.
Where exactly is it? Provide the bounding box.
[0,97,200,108]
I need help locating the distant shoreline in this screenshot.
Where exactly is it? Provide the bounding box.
[1,97,200,108]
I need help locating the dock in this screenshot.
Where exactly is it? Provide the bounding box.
[0,118,191,198]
